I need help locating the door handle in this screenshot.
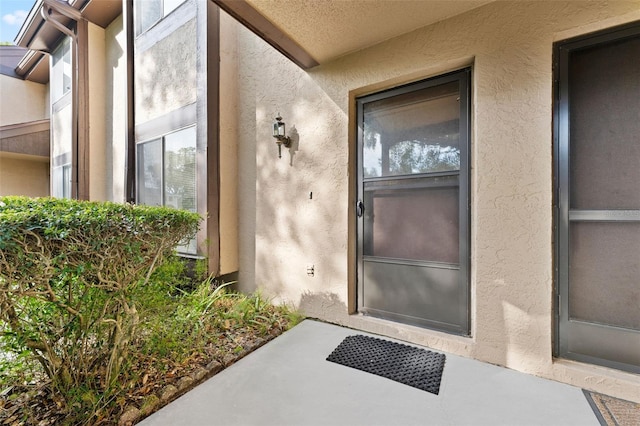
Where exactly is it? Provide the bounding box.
[356,200,365,218]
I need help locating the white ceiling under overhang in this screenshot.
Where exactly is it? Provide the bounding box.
[245,0,494,64]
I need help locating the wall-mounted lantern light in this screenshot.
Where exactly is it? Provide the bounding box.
[272,114,291,158]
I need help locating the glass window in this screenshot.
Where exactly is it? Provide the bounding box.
[363,81,461,178]
[52,164,71,199]
[137,126,197,254]
[51,37,71,102]
[137,139,163,206]
[135,0,187,35]
[164,127,196,212]
[51,104,73,199]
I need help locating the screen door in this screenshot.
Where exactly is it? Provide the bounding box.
[356,69,470,335]
[555,24,640,373]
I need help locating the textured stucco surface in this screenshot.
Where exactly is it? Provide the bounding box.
[88,23,107,201]
[0,74,48,126]
[0,153,49,197]
[219,12,240,275]
[229,1,640,401]
[247,0,492,63]
[104,15,126,203]
[0,60,50,199]
[135,19,197,125]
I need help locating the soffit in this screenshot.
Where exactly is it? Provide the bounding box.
[14,0,121,82]
[244,0,494,63]
[15,0,121,53]
[0,46,30,78]
[74,0,121,28]
[15,50,49,83]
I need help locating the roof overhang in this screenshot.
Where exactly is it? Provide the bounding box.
[15,49,49,84]
[13,0,121,82]
[216,0,494,69]
[0,119,50,158]
[13,0,495,78]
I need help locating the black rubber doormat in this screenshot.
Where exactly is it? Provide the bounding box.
[326,335,446,395]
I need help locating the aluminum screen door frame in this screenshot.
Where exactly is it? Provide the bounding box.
[356,69,471,335]
[554,23,640,374]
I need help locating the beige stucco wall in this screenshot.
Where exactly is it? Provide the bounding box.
[229,1,640,401]
[105,15,127,203]
[0,72,49,198]
[135,18,197,125]
[0,152,49,196]
[0,75,48,126]
[88,22,107,201]
[219,12,240,275]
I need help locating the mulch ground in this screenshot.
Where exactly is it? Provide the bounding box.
[0,325,290,425]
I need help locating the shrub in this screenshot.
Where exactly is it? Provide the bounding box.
[0,197,199,407]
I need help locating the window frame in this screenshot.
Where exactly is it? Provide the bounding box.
[136,124,198,255]
[134,0,188,36]
[51,36,71,102]
[51,163,72,199]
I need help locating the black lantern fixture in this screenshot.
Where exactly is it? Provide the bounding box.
[272,114,291,158]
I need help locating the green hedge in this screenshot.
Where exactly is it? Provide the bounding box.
[0,197,200,401]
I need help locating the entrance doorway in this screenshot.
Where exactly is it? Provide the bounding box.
[554,23,640,373]
[356,69,471,335]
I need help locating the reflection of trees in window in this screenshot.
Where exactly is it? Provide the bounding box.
[164,146,196,211]
[136,127,197,254]
[144,166,160,190]
[364,118,460,176]
[389,138,460,175]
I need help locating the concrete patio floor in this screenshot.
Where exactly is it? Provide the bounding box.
[140,320,599,426]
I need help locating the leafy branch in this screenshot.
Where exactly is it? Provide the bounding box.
[0,197,199,410]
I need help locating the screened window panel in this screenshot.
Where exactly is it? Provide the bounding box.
[135,0,162,35]
[52,166,63,198]
[52,164,71,199]
[569,37,640,210]
[51,37,71,102]
[137,139,163,206]
[62,41,71,97]
[136,127,197,255]
[51,104,72,199]
[569,222,640,330]
[135,0,186,35]
[364,178,459,263]
[51,43,62,100]
[52,104,72,158]
[62,165,71,199]
[363,81,460,178]
[165,127,197,254]
[164,127,196,213]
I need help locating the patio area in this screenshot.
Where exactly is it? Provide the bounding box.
[140,320,599,426]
